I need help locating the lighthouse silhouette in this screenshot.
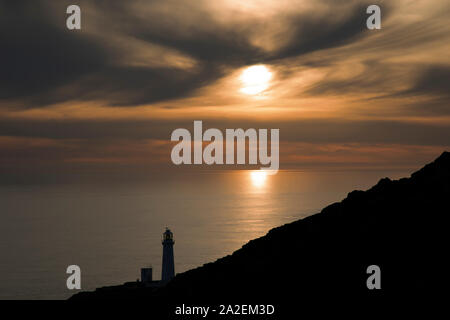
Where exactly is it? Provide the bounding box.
[161,227,175,282]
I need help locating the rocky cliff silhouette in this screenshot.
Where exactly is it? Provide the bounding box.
[71,152,449,308]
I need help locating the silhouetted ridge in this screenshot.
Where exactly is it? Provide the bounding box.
[411,151,450,181]
[71,152,449,305]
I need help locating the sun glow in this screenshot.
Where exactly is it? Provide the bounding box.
[240,65,272,95]
[250,170,267,188]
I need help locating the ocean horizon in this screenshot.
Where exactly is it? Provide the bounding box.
[0,168,412,299]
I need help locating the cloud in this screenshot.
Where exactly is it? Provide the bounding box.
[0,2,108,101]
[401,65,450,98]
[268,2,371,61]
[0,0,390,108]
[0,1,226,107]
[1,117,449,146]
[1,0,449,175]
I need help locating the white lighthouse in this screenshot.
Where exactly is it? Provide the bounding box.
[161,228,175,282]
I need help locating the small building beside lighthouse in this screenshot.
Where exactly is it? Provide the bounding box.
[161,227,175,282]
[140,266,153,284]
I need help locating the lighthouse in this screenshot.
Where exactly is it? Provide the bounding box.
[161,228,175,282]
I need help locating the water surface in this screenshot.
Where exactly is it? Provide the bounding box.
[0,169,410,299]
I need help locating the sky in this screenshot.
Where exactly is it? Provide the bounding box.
[1,0,449,181]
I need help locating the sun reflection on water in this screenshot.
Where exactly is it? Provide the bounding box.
[250,170,267,188]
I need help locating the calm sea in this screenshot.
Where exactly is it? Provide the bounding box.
[0,169,410,299]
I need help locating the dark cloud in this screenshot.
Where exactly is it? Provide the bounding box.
[0,0,387,108]
[1,117,449,146]
[305,60,396,96]
[403,65,450,98]
[304,61,450,116]
[26,64,223,107]
[133,18,264,66]
[0,0,226,107]
[391,65,450,115]
[0,1,108,100]
[340,64,450,115]
[270,3,369,61]
[127,1,379,65]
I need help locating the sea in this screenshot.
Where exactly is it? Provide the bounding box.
[0,169,411,299]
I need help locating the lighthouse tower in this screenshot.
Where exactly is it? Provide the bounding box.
[161,227,175,282]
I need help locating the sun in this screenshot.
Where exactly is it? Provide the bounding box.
[250,170,267,188]
[240,65,272,95]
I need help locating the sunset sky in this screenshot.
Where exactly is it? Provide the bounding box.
[1,0,449,179]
